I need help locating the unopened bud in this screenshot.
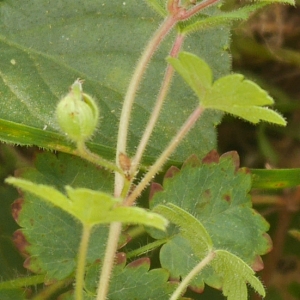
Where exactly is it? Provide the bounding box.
[56,79,99,143]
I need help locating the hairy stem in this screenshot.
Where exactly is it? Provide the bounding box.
[130,34,185,177]
[0,275,45,289]
[97,15,178,300]
[96,222,122,300]
[76,141,123,175]
[32,278,73,300]
[170,251,216,300]
[126,238,168,259]
[180,0,221,20]
[115,15,176,196]
[97,1,217,298]
[167,0,180,12]
[125,105,205,206]
[75,225,92,300]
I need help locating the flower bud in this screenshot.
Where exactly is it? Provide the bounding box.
[56,79,99,143]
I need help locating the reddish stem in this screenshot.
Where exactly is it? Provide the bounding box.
[168,0,180,13]
[125,105,205,206]
[170,0,221,21]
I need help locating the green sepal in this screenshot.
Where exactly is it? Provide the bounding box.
[55,79,99,144]
[5,177,168,230]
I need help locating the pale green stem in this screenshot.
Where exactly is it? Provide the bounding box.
[0,275,45,289]
[97,3,215,299]
[125,105,205,206]
[96,222,122,300]
[170,251,216,300]
[130,34,185,177]
[75,224,92,300]
[125,225,146,240]
[97,15,178,300]
[126,238,168,259]
[115,15,177,196]
[31,277,73,300]
[76,141,123,175]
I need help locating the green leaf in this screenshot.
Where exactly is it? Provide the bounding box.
[0,0,230,163]
[145,0,167,17]
[0,289,26,300]
[212,250,265,299]
[85,257,178,300]
[150,151,270,292]
[203,74,286,125]
[6,177,74,212]
[4,153,114,280]
[178,3,269,34]
[168,51,286,125]
[0,184,24,280]
[6,178,167,230]
[251,168,300,189]
[260,0,295,4]
[167,53,212,99]
[12,194,109,280]
[153,203,213,256]
[66,187,168,230]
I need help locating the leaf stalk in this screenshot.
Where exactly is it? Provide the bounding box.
[125,105,205,206]
[179,0,222,20]
[96,222,122,300]
[76,141,123,175]
[130,33,185,178]
[115,15,177,196]
[170,251,216,300]
[75,224,92,300]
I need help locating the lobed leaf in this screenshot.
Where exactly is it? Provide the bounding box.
[153,203,213,256]
[167,52,212,99]
[5,153,114,279]
[84,256,178,300]
[150,151,271,293]
[203,74,286,125]
[178,3,269,34]
[212,250,265,299]
[6,178,167,230]
[168,51,286,125]
[6,177,74,213]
